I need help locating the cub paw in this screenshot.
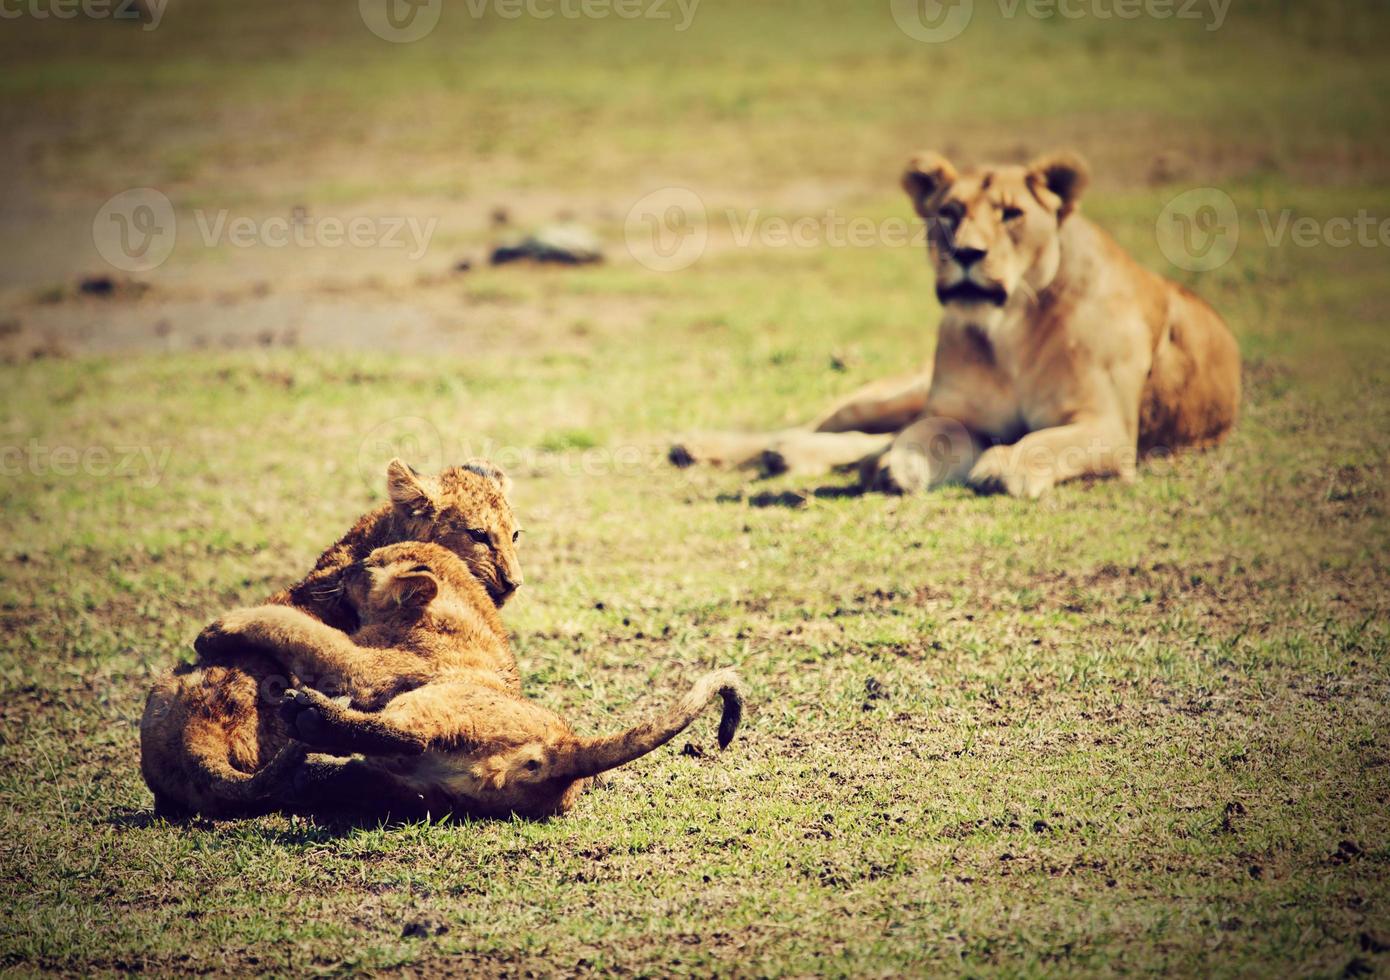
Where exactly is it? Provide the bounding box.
[279,687,336,744]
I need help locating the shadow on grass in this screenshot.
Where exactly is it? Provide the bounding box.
[717,483,869,509]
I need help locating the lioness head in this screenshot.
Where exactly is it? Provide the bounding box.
[902,149,1090,328]
[384,458,524,605]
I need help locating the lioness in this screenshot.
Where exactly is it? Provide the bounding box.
[199,542,743,820]
[670,150,1241,497]
[138,459,522,818]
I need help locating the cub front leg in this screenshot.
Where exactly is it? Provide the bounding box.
[279,688,429,756]
[967,422,1137,499]
[197,606,412,703]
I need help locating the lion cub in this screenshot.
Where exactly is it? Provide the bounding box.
[203,543,743,820]
[139,458,521,818]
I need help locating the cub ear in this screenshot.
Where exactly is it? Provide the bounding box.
[386,458,435,517]
[902,152,959,219]
[1027,150,1090,221]
[388,570,439,609]
[463,457,513,498]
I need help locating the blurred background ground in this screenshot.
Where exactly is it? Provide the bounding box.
[1,0,1388,975]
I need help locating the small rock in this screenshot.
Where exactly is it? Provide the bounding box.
[1360,932,1389,954]
[78,274,116,297]
[491,224,603,266]
[401,918,448,939]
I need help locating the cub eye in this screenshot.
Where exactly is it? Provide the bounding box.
[512,530,522,543]
[466,528,491,545]
[408,564,431,573]
[524,759,541,772]
[938,206,963,227]
[1002,206,1024,222]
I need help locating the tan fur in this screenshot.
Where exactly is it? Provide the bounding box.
[207,545,744,820]
[138,459,521,818]
[670,150,1241,498]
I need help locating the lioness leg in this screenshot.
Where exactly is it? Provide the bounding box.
[811,372,933,435]
[668,370,931,474]
[759,431,893,477]
[967,422,1136,499]
[668,429,805,470]
[863,415,985,494]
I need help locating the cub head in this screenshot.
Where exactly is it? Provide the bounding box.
[384,458,523,606]
[344,541,480,625]
[902,149,1090,329]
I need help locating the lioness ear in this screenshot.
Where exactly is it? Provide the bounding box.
[902,152,959,219]
[463,457,513,498]
[386,458,435,517]
[1027,151,1090,221]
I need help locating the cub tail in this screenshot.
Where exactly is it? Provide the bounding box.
[556,668,743,781]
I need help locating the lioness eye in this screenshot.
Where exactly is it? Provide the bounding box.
[467,528,490,545]
[512,530,522,543]
[1002,206,1024,222]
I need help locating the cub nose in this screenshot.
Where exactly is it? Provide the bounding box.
[500,570,523,593]
[953,245,987,267]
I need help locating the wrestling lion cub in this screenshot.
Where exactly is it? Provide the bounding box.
[139,458,522,817]
[672,150,1241,498]
[200,542,743,820]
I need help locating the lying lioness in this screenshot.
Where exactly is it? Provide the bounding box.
[200,542,743,820]
[671,150,1241,497]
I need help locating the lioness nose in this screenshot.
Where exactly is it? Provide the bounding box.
[954,245,987,267]
[501,570,523,592]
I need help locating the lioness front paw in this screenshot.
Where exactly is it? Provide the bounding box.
[967,447,1053,499]
[863,446,930,495]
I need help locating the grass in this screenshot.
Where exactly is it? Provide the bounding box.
[2,0,1389,975]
